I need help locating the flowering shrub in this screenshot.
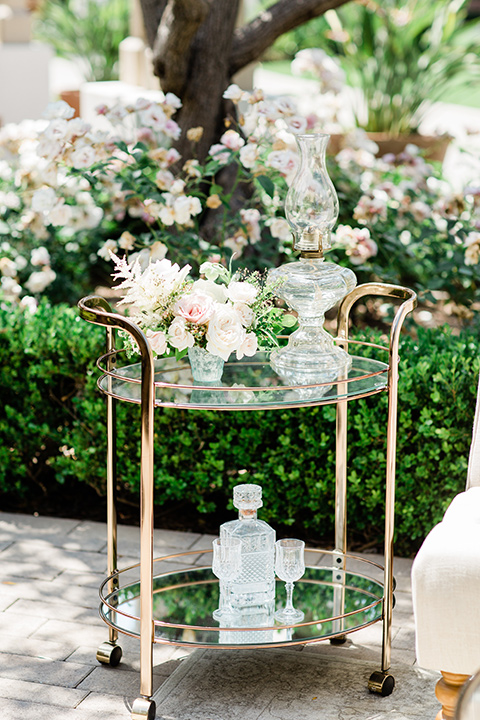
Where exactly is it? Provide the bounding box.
[111,254,292,361]
[328,143,480,306]
[0,80,479,313]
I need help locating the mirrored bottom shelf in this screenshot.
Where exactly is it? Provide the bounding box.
[100,550,385,649]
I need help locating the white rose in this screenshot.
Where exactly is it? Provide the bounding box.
[146,329,168,356]
[223,84,245,103]
[206,305,246,361]
[149,241,168,261]
[266,150,298,178]
[234,302,254,327]
[139,105,167,131]
[268,217,291,241]
[239,143,259,169]
[188,196,202,216]
[42,101,75,120]
[48,201,73,227]
[20,295,38,313]
[192,278,228,303]
[174,292,215,325]
[159,205,176,226]
[164,92,182,110]
[0,257,17,277]
[30,246,50,266]
[173,195,193,225]
[220,129,245,151]
[25,267,56,293]
[97,239,118,260]
[168,317,195,351]
[32,187,56,213]
[71,145,97,169]
[237,332,258,360]
[226,280,258,305]
[1,276,22,297]
[285,115,308,134]
[155,169,174,190]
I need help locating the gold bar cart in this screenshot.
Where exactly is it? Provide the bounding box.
[78,282,416,720]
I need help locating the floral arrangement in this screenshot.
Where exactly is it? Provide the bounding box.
[110,253,293,361]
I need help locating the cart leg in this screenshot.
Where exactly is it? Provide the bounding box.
[97,327,122,666]
[133,342,156,717]
[368,326,400,697]
[331,395,347,643]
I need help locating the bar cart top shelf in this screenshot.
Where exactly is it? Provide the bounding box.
[98,345,389,411]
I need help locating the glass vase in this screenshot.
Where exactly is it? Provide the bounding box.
[269,133,356,386]
[188,346,224,384]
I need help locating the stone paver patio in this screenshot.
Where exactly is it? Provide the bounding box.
[0,510,440,719]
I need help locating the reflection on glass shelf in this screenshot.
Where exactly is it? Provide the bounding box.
[101,566,383,648]
[98,350,388,410]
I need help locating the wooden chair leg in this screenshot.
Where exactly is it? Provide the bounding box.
[435,671,471,720]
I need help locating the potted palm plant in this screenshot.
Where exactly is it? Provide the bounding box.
[315,0,480,160]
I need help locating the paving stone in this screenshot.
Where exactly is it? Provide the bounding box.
[0,612,47,637]
[0,593,16,611]
[0,636,77,662]
[0,541,108,577]
[5,598,102,625]
[30,619,108,647]
[77,665,163,696]
[74,691,133,716]
[0,577,100,608]
[106,525,202,559]
[0,697,131,720]
[0,513,80,543]
[0,677,89,707]
[0,653,92,687]
[52,569,106,589]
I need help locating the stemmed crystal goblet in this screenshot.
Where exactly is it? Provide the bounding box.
[274,538,305,624]
[211,536,242,623]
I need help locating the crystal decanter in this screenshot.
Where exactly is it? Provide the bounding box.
[219,484,275,626]
[269,133,357,387]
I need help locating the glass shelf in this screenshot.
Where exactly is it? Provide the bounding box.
[98,346,388,410]
[100,550,384,649]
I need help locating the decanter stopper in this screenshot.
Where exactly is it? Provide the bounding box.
[233,484,263,511]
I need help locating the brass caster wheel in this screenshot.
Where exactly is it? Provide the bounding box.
[96,641,122,667]
[368,670,395,696]
[330,635,347,645]
[132,696,156,720]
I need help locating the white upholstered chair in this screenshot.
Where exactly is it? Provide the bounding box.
[412,373,480,720]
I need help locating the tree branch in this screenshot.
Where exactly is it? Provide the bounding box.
[229,0,350,75]
[152,0,213,95]
[138,0,168,50]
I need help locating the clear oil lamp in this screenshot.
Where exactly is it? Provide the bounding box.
[269,133,356,385]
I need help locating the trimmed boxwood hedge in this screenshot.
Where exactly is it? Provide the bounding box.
[0,300,478,556]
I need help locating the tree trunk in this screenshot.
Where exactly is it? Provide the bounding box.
[137,0,351,161]
[165,0,240,160]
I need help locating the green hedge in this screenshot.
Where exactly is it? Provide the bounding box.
[1,301,478,556]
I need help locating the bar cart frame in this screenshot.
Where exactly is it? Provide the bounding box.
[78,281,416,720]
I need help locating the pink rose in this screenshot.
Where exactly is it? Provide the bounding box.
[174,292,215,325]
[146,329,168,356]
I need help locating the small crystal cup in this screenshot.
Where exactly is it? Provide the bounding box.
[274,538,305,624]
[211,536,242,623]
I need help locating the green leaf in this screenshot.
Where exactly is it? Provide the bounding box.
[257,175,276,198]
